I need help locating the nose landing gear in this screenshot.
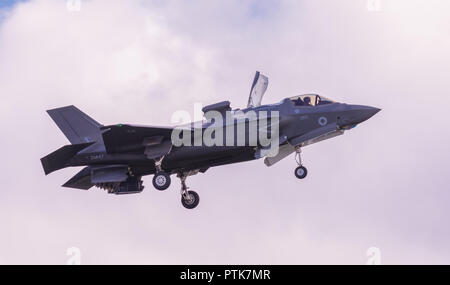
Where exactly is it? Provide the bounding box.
[294,147,308,179]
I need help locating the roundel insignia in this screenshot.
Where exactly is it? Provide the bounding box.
[318,116,328,126]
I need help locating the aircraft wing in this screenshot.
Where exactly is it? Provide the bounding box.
[247,71,269,108]
[101,124,176,157]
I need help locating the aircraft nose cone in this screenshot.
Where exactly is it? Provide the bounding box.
[358,106,381,123]
[339,105,381,128]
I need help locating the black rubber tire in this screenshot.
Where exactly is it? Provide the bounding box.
[181,191,200,209]
[294,166,308,179]
[152,172,171,191]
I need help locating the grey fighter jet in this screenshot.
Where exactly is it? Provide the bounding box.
[41,72,380,209]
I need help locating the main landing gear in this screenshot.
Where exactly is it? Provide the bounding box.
[152,157,171,190]
[178,173,200,210]
[151,158,200,209]
[294,147,308,179]
[152,172,171,190]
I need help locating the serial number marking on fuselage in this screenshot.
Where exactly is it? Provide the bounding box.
[89,154,104,160]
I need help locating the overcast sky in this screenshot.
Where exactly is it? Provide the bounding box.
[0,0,449,264]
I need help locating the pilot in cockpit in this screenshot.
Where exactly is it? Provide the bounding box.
[295,97,304,106]
[303,96,312,106]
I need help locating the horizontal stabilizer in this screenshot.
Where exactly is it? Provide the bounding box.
[40,142,93,175]
[62,167,93,190]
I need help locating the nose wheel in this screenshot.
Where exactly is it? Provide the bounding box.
[295,166,308,179]
[294,148,308,179]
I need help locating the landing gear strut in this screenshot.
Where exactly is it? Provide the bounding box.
[294,147,308,179]
[178,173,200,209]
[152,157,171,190]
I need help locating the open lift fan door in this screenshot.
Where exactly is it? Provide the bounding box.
[247,71,269,108]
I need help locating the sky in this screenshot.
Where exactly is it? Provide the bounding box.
[0,0,449,264]
[0,0,25,8]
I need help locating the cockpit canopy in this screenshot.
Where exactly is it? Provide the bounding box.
[290,94,336,107]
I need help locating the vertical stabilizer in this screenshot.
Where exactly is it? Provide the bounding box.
[46,105,103,144]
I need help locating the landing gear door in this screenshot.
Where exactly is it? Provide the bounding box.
[143,138,173,160]
[247,71,269,108]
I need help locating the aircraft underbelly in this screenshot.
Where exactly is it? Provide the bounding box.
[164,145,256,170]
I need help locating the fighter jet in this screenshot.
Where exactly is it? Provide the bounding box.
[41,72,380,209]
